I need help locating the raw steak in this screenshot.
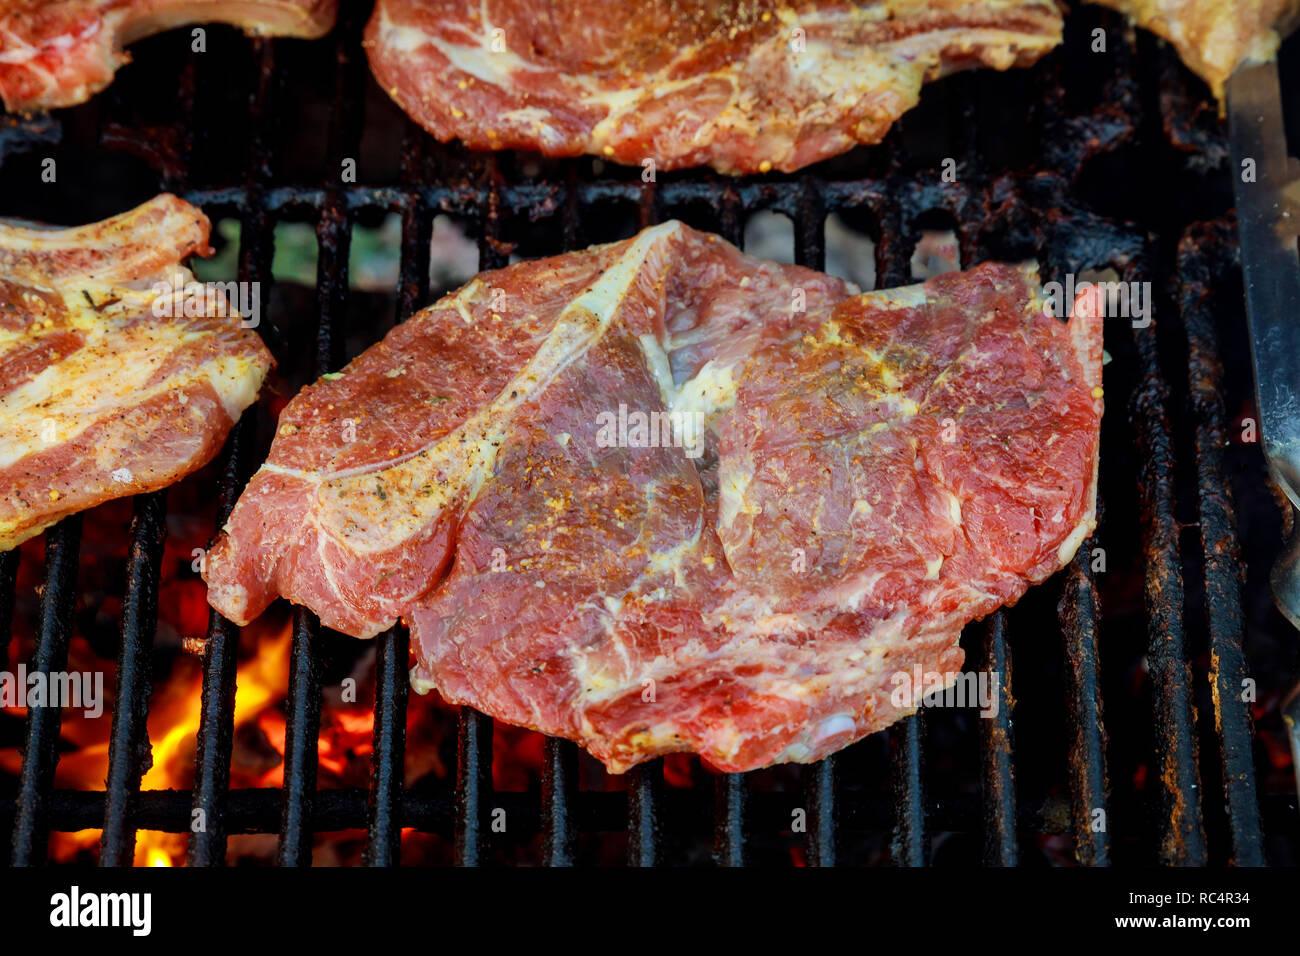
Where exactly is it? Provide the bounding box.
[1091,0,1299,100]
[204,223,1102,773]
[0,0,337,112]
[364,0,1063,174]
[0,194,271,551]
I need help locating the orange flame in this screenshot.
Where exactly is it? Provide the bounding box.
[132,620,293,866]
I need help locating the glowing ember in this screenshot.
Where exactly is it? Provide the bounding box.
[130,618,293,865]
[1,611,293,866]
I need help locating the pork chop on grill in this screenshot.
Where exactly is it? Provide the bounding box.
[204,223,1102,773]
[363,0,1064,174]
[0,0,338,112]
[0,194,272,551]
[1091,0,1299,100]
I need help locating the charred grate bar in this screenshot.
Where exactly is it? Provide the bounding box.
[99,491,168,866]
[9,517,82,866]
[0,7,1292,867]
[1178,219,1266,867]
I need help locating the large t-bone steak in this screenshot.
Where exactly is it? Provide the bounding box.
[204,222,1102,773]
[364,0,1063,174]
[0,194,272,551]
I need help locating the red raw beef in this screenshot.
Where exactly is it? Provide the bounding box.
[364,0,1063,174]
[204,222,1102,773]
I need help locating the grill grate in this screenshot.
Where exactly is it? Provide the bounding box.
[0,5,1295,867]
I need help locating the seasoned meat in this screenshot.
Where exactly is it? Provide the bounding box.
[364,0,1063,174]
[1092,0,1299,99]
[204,223,1101,773]
[0,194,271,550]
[0,0,337,111]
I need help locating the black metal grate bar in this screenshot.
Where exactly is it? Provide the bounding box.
[187,37,280,867]
[626,760,662,867]
[541,738,578,866]
[979,613,1018,866]
[278,12,367,866]
[1126,258,1209,866]
[364,625,409,866]
[1177,220,1265,865]
[0,550,17,674]
[1059,550,1111,866]
[713,773,748,867]
[24,783,1300,837]
[9,516,82,866]
[453,709,492,866]
[186,421,250,867]
[888,715,927,866]
[804,758,837,867]
[99,491,169,865]
[0,548,14,873]
[278,608,322,865]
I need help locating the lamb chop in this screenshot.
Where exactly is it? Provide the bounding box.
[0,0,337,111]
[0,194,271,550]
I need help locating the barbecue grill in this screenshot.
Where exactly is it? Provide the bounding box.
[1,4,1297,868]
